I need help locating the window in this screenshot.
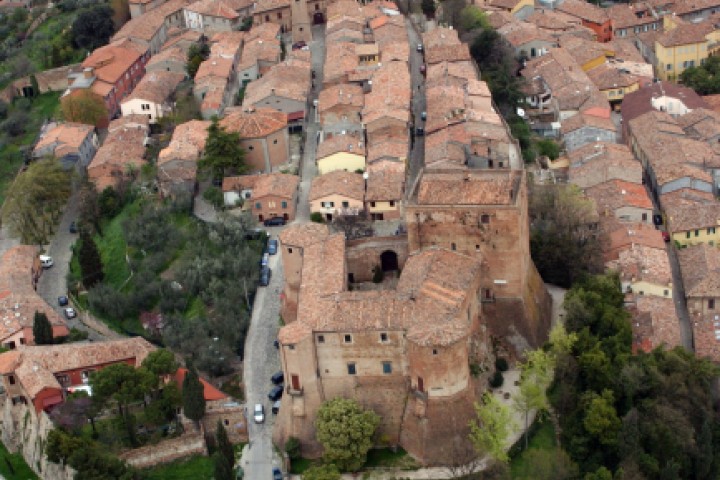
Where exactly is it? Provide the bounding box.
[288,247,293,253]
[709,227,716,235]
[317,334,325,343]
[664,290,669,296]
[265,14,270,20]
[710,299,716,310]
[277,12,282,18]
[347,363,356,375]
[288,344,295,350]
[370,201,376,207]
[432,349,438,355]
[389,201,395,207]
[667,64,673,71]
[224,419,230,426]
[273,139,278,144]
[696,230,700,237]
[451,242,456,251]
[315,3,319,8]
[481,214,490,224]
[380,332,388,343]
[687,231,692,239]
[255,202,262,210]
[281,201,288,208]
[344,334,352,343]
[249,145,254,151]
[141,103,150,111]
[382,362,392,374]
[8,375,15,385]
[342,201,349,208]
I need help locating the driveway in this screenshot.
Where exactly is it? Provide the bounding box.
[405,16,426,195]
[35,193,112,341]
[240,248,284,480]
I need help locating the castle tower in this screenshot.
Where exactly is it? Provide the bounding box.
[290,0,312,43]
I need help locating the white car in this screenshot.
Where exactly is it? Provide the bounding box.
[254,403,265,424]
[64,307,77,319]
[39,255,53,268]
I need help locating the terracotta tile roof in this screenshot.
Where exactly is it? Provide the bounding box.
[0,246,67,344]
[186,0,240,19]
[555,0,609,24]
[243,63,311,105]
[222,174,258,192]
[278,223,330,247]
[489,0,522,9]
[366,135,408,163]
[309,170,365,201]
[114,0,190,42]
[196,56,234,81]
[622,82,708,130]
[317,132,365,159]
[422,26,461,48]
[498,21,556,48]
[586,64,640,91]
[173,367,227,401]
[679,244,720,297]
[238,172,300,199]
[327,0,365,20]
[3,337,155,397]
[605,221,666,262]
[656,21,712,47]
[89,115,149,188]
[147,46,187,68]
[677,107,720,141]
[630,296,682,353]
[161,29,204,52]
[362,61,411,124]
[609,38,648,63]
[124,71,185,105]
[34,122,94,158]
[666,201,720,232]
[416,170,521,205]
[82,43,143,85]
[425,43,471,65]
[365,169,404,201]
[608,243,672,286]
[426,60,477,88]
[702,94,720,113]
[220,106,287,138]
[569,142,642,187]
[585,179,653,213]
[608,3,660,29]
[561,111,616,134]
[238,37,281,71]
[159,120,210,165]
[660,187,716,209]
[673,0,720,15]
[323,42,361,84]
[254,0,290,13]
[318,83,364,112]
[525,9,584,31]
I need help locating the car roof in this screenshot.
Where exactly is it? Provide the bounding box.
[254,403,263,409]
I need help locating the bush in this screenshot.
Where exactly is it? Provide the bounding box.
[203,186,224,209]
[285,436,301,460]
[489,370,504,388]
[495,357,509,372]
[310,212,324,223]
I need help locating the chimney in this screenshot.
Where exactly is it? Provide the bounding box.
[83,67,94,79]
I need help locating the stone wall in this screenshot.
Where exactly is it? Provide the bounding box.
[345,236,409,283]
[1,399,75,480]
[119,431,207,469]
[203,404,249,443]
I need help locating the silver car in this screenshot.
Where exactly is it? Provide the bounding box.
[253,403,265,423]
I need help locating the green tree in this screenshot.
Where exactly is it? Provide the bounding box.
[78,230,104,288]
[514,448,578,480]
[203,185,224,209]
[514,348,555,449]
[421,0,436,16]
[200,118,247,178]
[214,452,234,480]
[32,311,54,345]
[71,6,115,51]
[285,436,301,460]
[583,390,622,446]
[1,158,71,245]
[469,392,514,463]
[216,420,235,468]
[460,5,489,32]
[680,56,720,94]
[303,464,341,480]
[536,139,561,160]
[187,41,210,78]
[142,348,178,397]
[315,398,380,471]
[182,367,206,426]
[61,89,109,126]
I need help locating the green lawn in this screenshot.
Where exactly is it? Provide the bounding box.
[289,457,316,474]
[0,440,39,480]
[510,421,557,478]
[142,455,215,480]
[364,447,420,470]
[95,201,139,289]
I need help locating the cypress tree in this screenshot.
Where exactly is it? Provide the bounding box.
[182,368,206,426]
[32,311,53,345]
[78,230,104,288]
[213,452,233,480]
[216,420,234,467]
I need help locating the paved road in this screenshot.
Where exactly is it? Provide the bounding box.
[294,24,326,223]
[405,16,426,196]
[666,241,694,350]
[35,193,112,341]
[241,251,283,480]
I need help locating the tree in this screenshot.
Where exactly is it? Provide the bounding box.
[469,392,514,463]
[303,464,341,480]
[61,89,108,126]
[32,311,54,345]
[529,183,603,287]
[50,392,100,435]
[182,367,206,426]
[142,348,178,398]
[583,390,621,447]
[536,139,561,160]
[199,118,247,178]
[187,41,210,78]
[216,420,235,468]
[513,448,578,480]
[514,348,555,449]
[214,452,234,480]
[680,56,720,94]
[421,0,436,16]
[1,158,71,245]
[71,6,115,51]
[78,230,104,288]
[285,436,301,460]
[314,398,380,472]
[460,5,489,32]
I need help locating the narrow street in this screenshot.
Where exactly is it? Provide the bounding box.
[405,16,426,196]
[666,242,694,351]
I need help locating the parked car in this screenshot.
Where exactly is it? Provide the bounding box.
[261,253,270,268]
[39,255,53,268]
[653,214,663,226]
[416,43,423,52]
[69,222,78,234]
[271,371,284,385]
[420,111,427,121]
[292,41,307,50]
[268,385,283,401]
[268,239,278,255]
[264,216,286,226]
[273,467,283,480]
[662,231,671,242]
[260,267,272,287]
[64,307,77,319]
[272,400,281,414]
[419,64,426,75]
[415,127,425,136]
[253,403,265,424]
[58,296,69,306]
[273,339,280,349]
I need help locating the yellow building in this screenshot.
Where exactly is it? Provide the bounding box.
[654,16,719,81]
[485,0,534,17]
[587,64,641,103]
[610,244,673,299]
[666,202,720,247]
[316,134,366,175]
[309,170,365,221]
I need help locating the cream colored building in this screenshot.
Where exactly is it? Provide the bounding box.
[316,133,365,175]
[120,71,185,123]
[309,170,365,221]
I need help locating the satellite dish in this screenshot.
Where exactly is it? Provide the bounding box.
[516,107,526,117]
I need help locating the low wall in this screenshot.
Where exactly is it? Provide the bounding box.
[119,431,207,469]
[345,235,409,283]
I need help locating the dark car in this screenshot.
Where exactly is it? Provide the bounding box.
[69,222,78,234]
[653,214,663,226]
[58,296,69,306]
[268,239,278,255]
[272,400,281,415]
[268,385,283,401]
[271,371,284,385]
[415,127,425,136]
[273,467,283,480]
[292,41,306,50]
[259,267,272,286]
[264,216,286,227]
[273,339,280,349]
